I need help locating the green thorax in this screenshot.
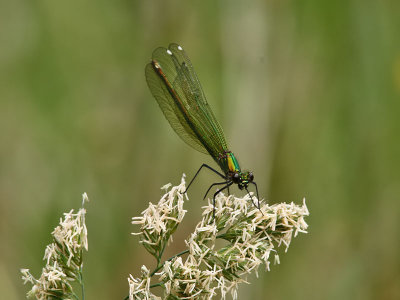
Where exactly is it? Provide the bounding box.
[216,151,241,175]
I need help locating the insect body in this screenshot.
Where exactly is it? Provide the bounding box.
[145,43,260,217]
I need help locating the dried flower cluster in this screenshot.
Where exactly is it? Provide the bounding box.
[21,193,89,300]
[128,266,160,300]
[131,177,187,265]
[19,176,308,300]
[129,175,309,300]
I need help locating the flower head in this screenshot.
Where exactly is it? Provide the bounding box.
[132,175,187,260]
[130,176,309,299]
[21,193,89,299]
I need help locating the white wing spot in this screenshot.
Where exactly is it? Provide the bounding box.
[167,49,172,55]
[178,45,183,50]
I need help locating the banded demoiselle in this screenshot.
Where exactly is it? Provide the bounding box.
[145,43,260,217]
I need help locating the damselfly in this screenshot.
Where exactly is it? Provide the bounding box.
[145,43,260,217]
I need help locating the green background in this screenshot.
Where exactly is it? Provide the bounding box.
[1,0,399,299]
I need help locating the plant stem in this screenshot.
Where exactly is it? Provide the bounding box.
[150,249,189,277]
[71,293,80,300]
[157,242,167,268]
[79,268,85,300]
[150,282,164,289]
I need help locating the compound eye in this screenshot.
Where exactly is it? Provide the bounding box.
[248,172,254,181]
[233,173,240,183]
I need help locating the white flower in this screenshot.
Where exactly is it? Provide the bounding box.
[128,268,161,300]
[130,175,309,299]
[21,193,89,299]
[132,175,187,260]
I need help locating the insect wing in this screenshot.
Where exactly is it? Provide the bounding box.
[145,46,208,154]
[145,44,228,157]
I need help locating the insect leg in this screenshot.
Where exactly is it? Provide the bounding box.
[212,182,233,220]
[250,181,261,208]
[184,164,226,194]
[246,186,263,215]
[203,181,229,200]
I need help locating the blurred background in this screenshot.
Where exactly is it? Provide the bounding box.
[1,0,399,299]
